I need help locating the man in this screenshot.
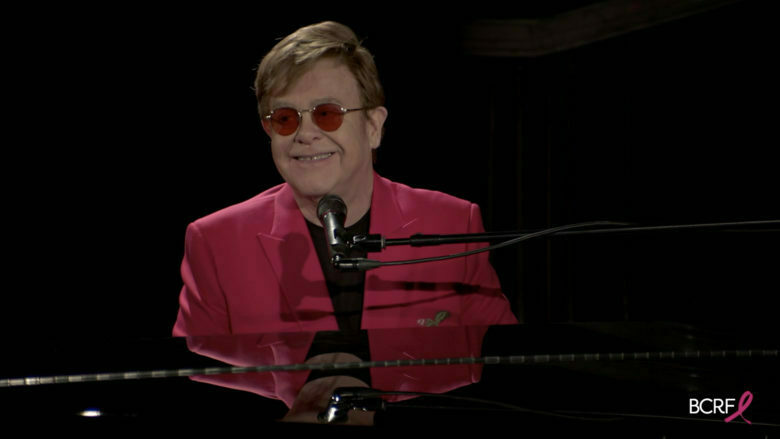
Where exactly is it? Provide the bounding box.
[173,21,517,337]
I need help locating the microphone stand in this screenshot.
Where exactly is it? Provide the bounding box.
[333,219,779,271]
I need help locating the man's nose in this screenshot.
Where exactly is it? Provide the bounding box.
[295,111,322,142]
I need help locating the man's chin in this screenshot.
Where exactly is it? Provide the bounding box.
[290,182,338,200]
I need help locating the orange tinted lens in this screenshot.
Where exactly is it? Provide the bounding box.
[270,108,299,135]
[312,104,345,131]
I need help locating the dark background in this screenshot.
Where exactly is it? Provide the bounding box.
[3,0,777,338]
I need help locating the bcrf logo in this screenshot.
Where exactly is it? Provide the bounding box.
[689,391,753,424]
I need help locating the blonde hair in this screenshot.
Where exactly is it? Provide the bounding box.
[254,21,385,117]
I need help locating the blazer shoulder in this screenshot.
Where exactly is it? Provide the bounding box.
[383,177,474,212]
[190,183,286,233]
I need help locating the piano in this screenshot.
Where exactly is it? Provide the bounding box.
[3,322,777,435]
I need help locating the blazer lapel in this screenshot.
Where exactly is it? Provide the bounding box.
[368,172,420,243]
[256,184,337,331]
[363,173,428,328]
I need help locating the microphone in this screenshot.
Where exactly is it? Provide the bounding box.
[317,195,349,259]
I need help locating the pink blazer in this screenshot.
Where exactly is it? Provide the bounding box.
[173,172,517,336]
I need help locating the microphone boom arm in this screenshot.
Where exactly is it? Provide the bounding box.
[336,219,779,271]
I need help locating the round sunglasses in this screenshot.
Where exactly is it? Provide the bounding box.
[262,103,365,136]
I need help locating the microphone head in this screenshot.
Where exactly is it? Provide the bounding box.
[317,194,347,220]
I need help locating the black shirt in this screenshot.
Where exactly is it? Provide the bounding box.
[306,210,370,333]
[305,210,372,385]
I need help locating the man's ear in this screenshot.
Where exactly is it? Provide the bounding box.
[366,106,388,150]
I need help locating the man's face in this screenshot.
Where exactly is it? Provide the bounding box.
[265,58,386,203]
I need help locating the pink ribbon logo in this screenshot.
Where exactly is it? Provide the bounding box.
[724,391,752,424]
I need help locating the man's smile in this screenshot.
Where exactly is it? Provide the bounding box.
[293,152,335,161]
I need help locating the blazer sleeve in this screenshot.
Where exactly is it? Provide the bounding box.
[173,222,232,336]
[461,203,519,325]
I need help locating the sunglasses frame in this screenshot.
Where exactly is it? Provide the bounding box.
[263,103,365,135]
